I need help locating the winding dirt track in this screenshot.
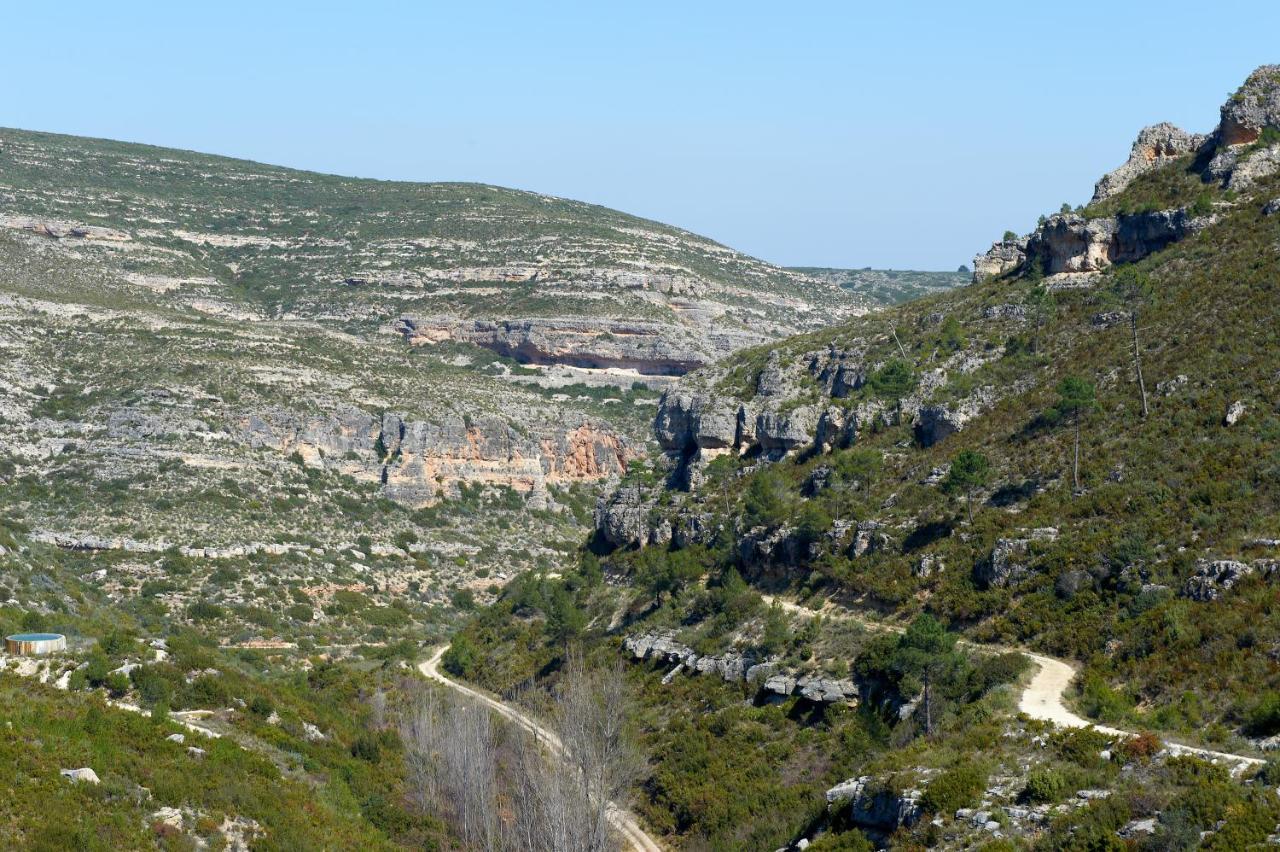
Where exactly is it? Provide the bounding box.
[417,595,1261,852]
[762,595,1263,768]
[418,646,664,852]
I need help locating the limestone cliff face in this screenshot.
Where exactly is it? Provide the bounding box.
[1219,65,1280,147]
[394,315,760,376]
[640,341,995,500]
[976,206,1219,282]
[239,406,631,509]
[596,335,1002,552]
[1017,208,1217,276]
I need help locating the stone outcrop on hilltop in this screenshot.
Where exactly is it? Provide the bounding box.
[239,405,630,509]
[1218,65,1280,146]
[975,66,1280,283]
[1090,123,1208,204]
[972,237,1027,282]
[977,205,1221,282]
[1019,208,1218,276]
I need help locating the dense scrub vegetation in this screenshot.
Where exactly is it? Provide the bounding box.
[444,551,1028,848]
[605,167,1280,753]
[440,145,1280,847]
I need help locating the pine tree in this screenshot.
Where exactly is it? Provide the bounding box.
[943,449,990,524]
[1054,376,1097,493]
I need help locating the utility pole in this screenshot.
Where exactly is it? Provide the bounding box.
[923,674,933,735]
[1073,407,1081,492]
[891,326,908,359]
[1131,312,1148,418]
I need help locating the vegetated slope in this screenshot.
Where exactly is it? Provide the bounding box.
[0,510,461,849]
[790,266,969,307]
[616,67,1280,739]
[443,66,1280,850]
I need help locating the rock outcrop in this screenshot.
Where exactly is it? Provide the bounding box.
[972,237,1028,283]
[913,404,968,448]
[825,776,922,832]
[594,486,669,549]
[623,631,857,703]
[1219,65,1280,147]
[1218,144,1280,191]
[1112,208,1217,263]
[1183,558,1278,601]
[975,529,1059,589]
[60,767,100,784]
[1018,208,1217,277]
[654,391,740,456]
[1091,123,1208,204]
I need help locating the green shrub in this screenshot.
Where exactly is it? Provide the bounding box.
[286,603,314,622]
[1021,767,1072,804]
[1051,727,1111,769]
[442,635,477,678]
[922,763,986,814]
[187,600,224,621]
[806,831,874,851]
[1247,691,1280,735]
[104,672,131,698]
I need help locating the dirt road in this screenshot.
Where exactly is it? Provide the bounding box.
[762,594,1264,768]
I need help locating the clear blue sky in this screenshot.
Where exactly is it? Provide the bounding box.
[5,2,1279,270]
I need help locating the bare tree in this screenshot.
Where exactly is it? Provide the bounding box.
[399,686,440,813]
[399,686,500,850]
[399,660,638,852]
[506,727,595,851]
[553,656,641,852]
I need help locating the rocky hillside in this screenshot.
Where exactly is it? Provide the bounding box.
[0,127,875,375]
[443,65,1280,850]
[973,65,1280,284]
[0,126,905,614]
